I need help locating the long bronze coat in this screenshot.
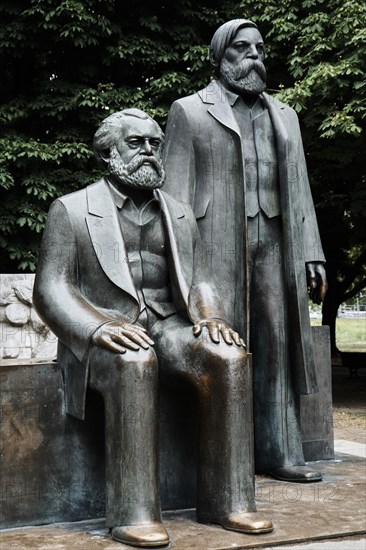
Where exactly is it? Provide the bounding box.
[163,80,325,395]
[33,178,225,419]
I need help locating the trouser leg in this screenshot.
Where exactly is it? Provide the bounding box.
[248,213,304,471]
[88,345,161,528]
[195,342,256,517]
[151,316,255,518]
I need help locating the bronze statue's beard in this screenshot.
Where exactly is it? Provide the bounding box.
[220,58,267,96]
[107,146,165,189]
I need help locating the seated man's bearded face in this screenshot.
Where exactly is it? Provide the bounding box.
[107,117,165,190]
[108,146,165,189]
[220,27,267,97]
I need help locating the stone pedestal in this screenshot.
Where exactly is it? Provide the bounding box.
[0,326,333,528]
[0,358,199,528]
[0,360,105,527]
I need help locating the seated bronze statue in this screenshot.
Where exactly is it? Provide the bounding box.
[33,108,273,547]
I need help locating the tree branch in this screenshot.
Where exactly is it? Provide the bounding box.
[338,249,366,295]
[343,278,366,302]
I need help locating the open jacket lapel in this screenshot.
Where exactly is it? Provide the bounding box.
[263,94,317,393]
[262,94,291,227]
[261,93,288,171]
[199,81,241,138]
[155,189,191,313]
[85,179,138,302]
[85,182,195,324]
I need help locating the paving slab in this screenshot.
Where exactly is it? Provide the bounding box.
[262,536,366,549]
[1,455,365,550]
[334,440,366,458]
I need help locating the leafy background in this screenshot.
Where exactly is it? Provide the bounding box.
[1,0,365,350]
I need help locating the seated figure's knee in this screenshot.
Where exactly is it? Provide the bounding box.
[114,346,158,374]
[192,340,248,386]
[194,339,247,366]
[89,346,158,392]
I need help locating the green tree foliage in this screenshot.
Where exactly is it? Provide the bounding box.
[0,0,237,271]
[1,1,365,352]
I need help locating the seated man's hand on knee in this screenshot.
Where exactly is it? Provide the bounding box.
[92,320,154,354]
[192,319,246,349]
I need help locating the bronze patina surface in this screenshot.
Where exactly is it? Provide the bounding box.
[164,19,328,482]
[32,108,272,546]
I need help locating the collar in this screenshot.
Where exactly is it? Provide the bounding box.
[108,178,128,209]
[217,80,264,114]
[219,82,239,107]
[108,178,159,210]
[108,178,161,225]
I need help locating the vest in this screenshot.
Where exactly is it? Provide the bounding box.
[233,98,281,218]
[119,200,176,318]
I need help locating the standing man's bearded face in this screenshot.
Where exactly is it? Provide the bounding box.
[220,27,266,97]
[108,117,165,190]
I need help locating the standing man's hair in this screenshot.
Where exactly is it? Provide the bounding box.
[209,18,258,72]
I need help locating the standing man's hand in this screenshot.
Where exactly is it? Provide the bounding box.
[193,319,246,348]
[92,321,154,354]
[306,262,328,304]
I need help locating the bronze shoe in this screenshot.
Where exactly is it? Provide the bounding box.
[111,523,170,547]
[198,512,274,534]
[269,465,322,482]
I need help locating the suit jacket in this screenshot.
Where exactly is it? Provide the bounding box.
[163,80,325,395]
[33,178,226,419]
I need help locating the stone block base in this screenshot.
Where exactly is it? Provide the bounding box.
[0,325,333,528]
[0,358,198,528]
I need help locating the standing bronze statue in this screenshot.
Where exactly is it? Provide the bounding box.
[33,108,273,547]
[163,19,328,481]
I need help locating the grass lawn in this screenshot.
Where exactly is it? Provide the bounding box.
[311,317,366,352]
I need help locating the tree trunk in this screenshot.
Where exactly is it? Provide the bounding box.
[322,290,340,356]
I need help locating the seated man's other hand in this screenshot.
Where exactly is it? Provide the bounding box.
[92,321,154,354]
[192,319,246,348]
